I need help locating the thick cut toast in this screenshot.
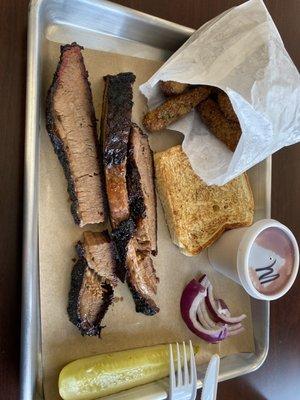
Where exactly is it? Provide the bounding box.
[154,145,254,255]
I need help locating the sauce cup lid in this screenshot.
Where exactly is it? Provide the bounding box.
[237,219,299,300]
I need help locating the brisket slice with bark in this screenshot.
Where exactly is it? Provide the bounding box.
[125,236,159,315]
[112,124,159,316]
[111,218,136,283]
[46,43,106,227]
[101,72,136,228]
[112,220,159,316]
[128,124,157,255]
[68,231,117,336]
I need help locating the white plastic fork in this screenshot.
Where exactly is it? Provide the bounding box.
[168,341,197,400]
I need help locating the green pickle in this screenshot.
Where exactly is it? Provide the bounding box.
[59,343,199,400]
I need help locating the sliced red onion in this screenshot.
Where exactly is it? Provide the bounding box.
[198,274,209,285]
[217,299,231,318]
[180,279,228,344]
[197,298,223,330]
[198,275,246,325]
[206,285,246,325]
[228,327,245,336]
[181,275,246,343]
[196,302,212,330]
[228,322,242,331]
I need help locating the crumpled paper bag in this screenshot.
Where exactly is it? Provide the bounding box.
[140,0,300,185]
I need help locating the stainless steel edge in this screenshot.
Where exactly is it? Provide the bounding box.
[251,156,271,373]
[219,156,271,381]
[266,156,272,220]
[46,0,194,52]
[21,1,43,399]
[90,0,195,38]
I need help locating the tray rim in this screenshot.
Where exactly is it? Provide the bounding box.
[21,1,270,399]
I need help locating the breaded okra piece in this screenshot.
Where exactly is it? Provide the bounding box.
[143,86,211,132]
[197,98,241,151]
[159,80,190,96]
[217,91,239,123]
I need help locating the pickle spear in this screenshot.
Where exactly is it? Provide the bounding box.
[59,343,200,400]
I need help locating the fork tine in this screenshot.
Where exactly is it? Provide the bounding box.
[189,340,196,384]
[183,341,189,385]
[169,344,175,396]
[189,340,198,400]
[176,342,182,386]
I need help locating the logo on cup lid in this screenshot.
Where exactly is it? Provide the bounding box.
[249,227,295,296]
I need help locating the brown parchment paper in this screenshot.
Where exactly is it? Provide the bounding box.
[40,41,254,400]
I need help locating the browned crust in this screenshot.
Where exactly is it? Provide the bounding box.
[185,220,253,255]
[244,172,255,212]
[155,146,254,256]
[143,86,211,132]
[217,91,239,122]
[159,80,190,96]
[197,98,241,152]
[183,173,254,255]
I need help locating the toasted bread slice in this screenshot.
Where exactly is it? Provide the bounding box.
[154,145,254,255]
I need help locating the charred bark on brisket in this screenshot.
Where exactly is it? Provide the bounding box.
[46,42,106,227]
[101,72,136,227]
[112,220,159,315]
[67,231,117,336]
[129,285,159,316]
[125,237,159,316]
[112,125,159,315]
[101,72,158,316]
[111,218,136,282]
[126,152,146,224]
[127,124,157,255]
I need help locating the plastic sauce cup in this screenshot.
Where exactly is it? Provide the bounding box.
[207,219,299,300]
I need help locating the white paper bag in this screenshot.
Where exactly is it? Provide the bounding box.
[140,0,300,185]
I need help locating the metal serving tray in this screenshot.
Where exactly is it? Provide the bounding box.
[21,0,271,399]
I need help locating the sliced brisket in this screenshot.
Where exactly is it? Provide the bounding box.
[68,231,117,336]
[101,72,158,315]
[112,221,159,315]
[46,43,106,227]
[126,237,159,315]
[112,124,159,315]
[101,72,136,227]
[128,124,157,255]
